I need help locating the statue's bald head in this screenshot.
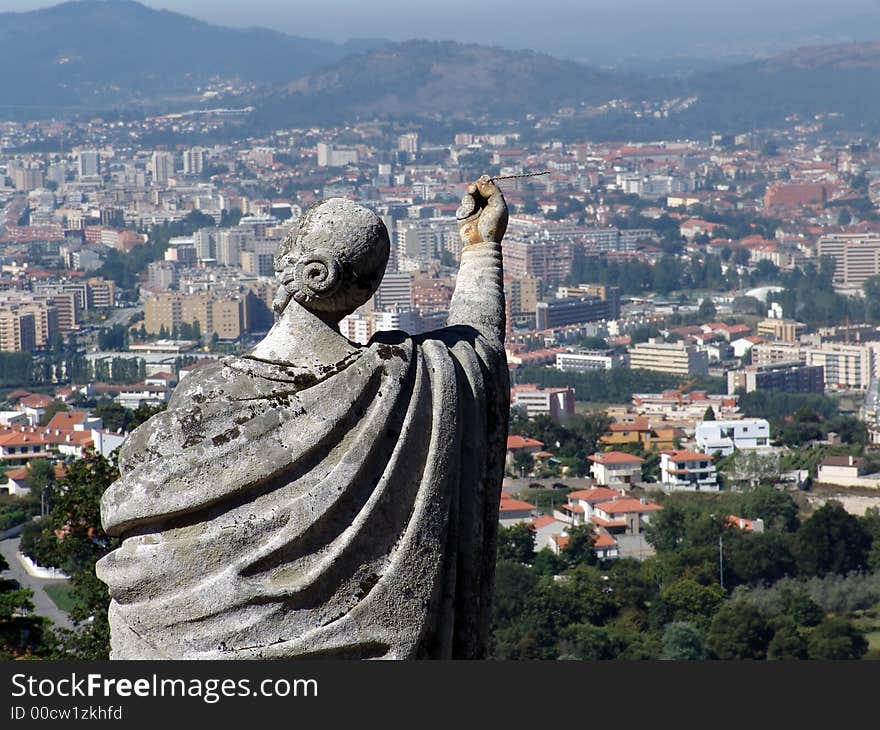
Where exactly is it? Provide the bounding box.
[274,198,390,317]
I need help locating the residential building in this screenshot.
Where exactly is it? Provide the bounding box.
[727,363,825,395]
[510,384,575,421]
[599,417,681,451]
[556,349,627,372]
[695,418,771,456]
[660,450,719,491]
[628,339,709,376]
[588,451,643,486]
[806,343,874,389]
[817,233,880,285]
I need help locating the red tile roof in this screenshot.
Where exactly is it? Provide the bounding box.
[507,435,544,450]
[568,487,623,503]
[589,451,644,465]
[595,498,663,515]
[664,450,713,462]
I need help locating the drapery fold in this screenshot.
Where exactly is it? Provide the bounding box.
[97,326,507,660]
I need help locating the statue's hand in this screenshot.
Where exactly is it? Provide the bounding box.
[456,174,508,246]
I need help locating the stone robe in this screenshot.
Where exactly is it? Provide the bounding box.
[96,240,508,659]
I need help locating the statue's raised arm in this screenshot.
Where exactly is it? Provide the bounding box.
[97,183,509,660]
[447,175,508,343]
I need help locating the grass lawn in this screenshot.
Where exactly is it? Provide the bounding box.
[850,605,880,660]
[44,582,77,614]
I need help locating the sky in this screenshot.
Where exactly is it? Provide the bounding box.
[5,0,880,63]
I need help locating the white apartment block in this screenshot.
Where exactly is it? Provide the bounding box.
[695,418,771,456]
[510,385,575,422]
[556,349,627,372]
[805,343,875,390]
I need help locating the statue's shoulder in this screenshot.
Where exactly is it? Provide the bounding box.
[167,358,244,408]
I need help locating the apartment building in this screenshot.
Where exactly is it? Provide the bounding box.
[144,292,246,339]
[628,339,709,376]
[695,418,771,456]
[806,343,875,389]
[817,233,880,285]
[727,363,825,395]
[510,384,576,422]
[660,450,719,491]
[556,349,627,372]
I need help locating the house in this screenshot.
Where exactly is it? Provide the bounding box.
[588,451,643,486]
[506,435,545,473]
[530,515,568,552]
[555,487,623,525]
[600,417,681,451]
[16,394,56,426]
[113,383,172,409]
[45,411,103,432]
[548,527,620,560]
[660,450,720,491]
[1,463,67,496]
[499,491,536,526]
[145,371,178,388]
[814,455,880,488]
[726,515,765,533]
[591,498,663,534]
[695,418,771,456]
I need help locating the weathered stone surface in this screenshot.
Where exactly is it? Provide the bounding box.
[96,182,509,659]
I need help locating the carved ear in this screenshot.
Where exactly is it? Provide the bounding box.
[290,249,343,305]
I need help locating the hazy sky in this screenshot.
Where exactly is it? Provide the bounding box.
[5,0,880,62]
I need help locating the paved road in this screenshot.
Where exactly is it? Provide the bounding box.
[0,536,73,629]
[104,305,143,329]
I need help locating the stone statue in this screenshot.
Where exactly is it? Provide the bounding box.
[96,176,510,659]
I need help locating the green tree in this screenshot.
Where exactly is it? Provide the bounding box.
[0,552,56,659]
[697,297,717,321]
[497,523,536,564]
[660,578,725,628]
[767,621,808,660]
[707,601,773,659]
[795,502,872,577]
[34,451,120,659]
[561,525,597,567]
[661,621,708,660]
[25,458,56,510]
[807,617,869,660]
[703,405,716,421]
[38,399,69,426]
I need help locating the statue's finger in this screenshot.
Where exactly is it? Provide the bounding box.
[456,193,478,221]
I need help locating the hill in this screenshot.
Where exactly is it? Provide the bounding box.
[0,0,386,109]
[251,40,665,126]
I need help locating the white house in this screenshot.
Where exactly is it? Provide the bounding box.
[695,418,771,456]
[660,450,720,491]
[588,451,644,486]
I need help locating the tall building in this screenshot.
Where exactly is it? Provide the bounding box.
[727,363,825,395]
[182,147,206,176]
[77,150,101,178]
[193,228,218,261]
[805,343,874,389]
[150,151,175,184]
[397,133,419,154]
[375,272,414,310]
[817,233,880,285]
[504,239,573,284]
[0,309,36,353]
[144,292,246,339]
